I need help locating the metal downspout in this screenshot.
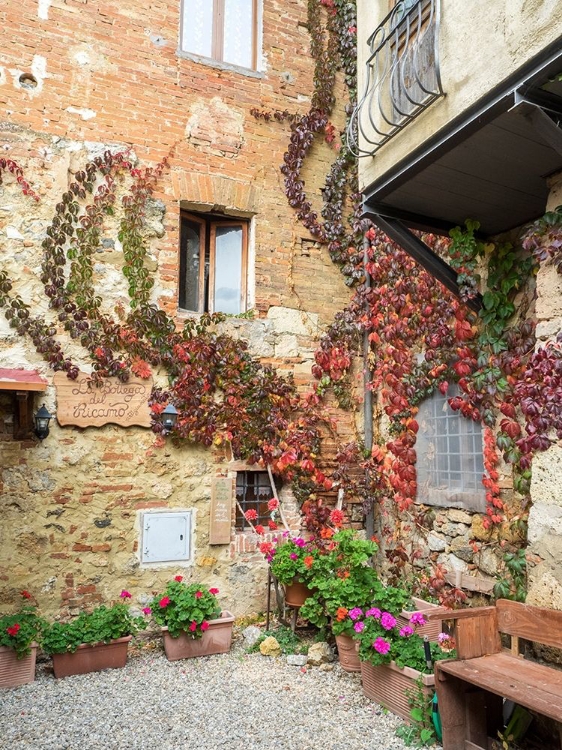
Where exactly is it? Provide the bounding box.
[363,235,374,539]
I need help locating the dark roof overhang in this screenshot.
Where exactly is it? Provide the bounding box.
[363,37,562,239]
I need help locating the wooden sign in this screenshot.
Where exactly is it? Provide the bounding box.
[54,371,152,428]
[209,477,233,545]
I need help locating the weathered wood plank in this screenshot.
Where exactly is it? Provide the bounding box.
[497,599,562,649]
[455,611,500,659]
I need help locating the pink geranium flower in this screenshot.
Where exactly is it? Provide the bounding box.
[399,626,414,637]
[354,621,365,633]
[373,637,390,654]
[120,590,132,599]
[142,607,152,616]
[189,621,197,632]
[410,612,427,626]
[380,612,396,630]
[201,621,209,631]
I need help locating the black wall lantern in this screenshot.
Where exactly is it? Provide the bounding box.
[34,403,52,440]
[161,403,178,434]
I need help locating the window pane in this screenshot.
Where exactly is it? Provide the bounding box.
[223,0,254,68]
[179,219,201,311]
[214,225,243,314]
[235,471,273,529]
[181,0,213,57]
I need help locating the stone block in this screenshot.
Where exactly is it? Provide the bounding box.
[242,625,262,649]
[286,654,308,666]
[259,636,281,657]
[471,514,493,542]
[529,445,562,506]
[266,306,319,336]
[307,641,334,665]
[427,533,447,552]
[447,509,473,525]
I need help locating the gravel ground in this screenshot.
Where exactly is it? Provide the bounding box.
[0,636,440,750]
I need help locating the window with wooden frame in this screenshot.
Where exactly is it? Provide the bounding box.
[180,0,260,70]
[179,212,248,315]
[415,386,485,512]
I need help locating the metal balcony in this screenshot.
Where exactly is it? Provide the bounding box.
[349,0,444,156]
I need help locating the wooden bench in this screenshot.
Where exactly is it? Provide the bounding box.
[433,599,562,750]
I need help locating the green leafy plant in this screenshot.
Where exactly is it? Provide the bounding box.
[396,676,438,747]
[42,592,146,654]
[299,530,379,635]
[149,577,222,639]
[493,549,527,602]
[0,591,46,659]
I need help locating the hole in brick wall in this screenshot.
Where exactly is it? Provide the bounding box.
[19,74,38,89]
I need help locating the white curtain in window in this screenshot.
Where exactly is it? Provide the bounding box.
[182,0,213,58]
[224,0,254,69]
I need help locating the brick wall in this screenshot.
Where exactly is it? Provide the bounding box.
[0,0,359,617]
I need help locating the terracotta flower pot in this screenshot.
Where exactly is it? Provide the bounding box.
[51,635,132,678]
[398,597,442,641]
[335,634,361,672]
[283,580,313,608]
[0,644,37,689]
[162,610,234,661]
[360,660,435,721]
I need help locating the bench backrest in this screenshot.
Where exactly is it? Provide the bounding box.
[497,599,562,650]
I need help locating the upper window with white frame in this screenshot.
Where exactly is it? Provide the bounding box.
[179,211,248,315]
[415,386,485,512]
[180,0,260,70]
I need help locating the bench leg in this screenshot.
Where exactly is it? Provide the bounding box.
[437,670,503,750]
[437,672,470,750]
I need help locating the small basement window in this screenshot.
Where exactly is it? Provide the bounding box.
[235,471,274,530]
[141,511,192,564]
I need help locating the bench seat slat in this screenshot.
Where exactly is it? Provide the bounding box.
[437,653,562,722]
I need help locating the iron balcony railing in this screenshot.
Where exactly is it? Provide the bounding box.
[348,0,444,157]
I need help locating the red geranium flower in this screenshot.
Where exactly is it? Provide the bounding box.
[267,498,279,511]
[268,520,278,530]
[159,596,170,608]
[201,621,209,631]
[209,588,219,595]
[20,590,32,600]
[174,575,183,582]
[244,509,258,521]
[195,590,203,599]
[254,525,265,535]
[6,623,20,637]
[189,621,197,632]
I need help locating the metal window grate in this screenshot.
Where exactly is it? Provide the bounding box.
[416,387,485,511]
[235,471,274,529]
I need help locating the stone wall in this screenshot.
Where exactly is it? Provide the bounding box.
[0,0,356,618]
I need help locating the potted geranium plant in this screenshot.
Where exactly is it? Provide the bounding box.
[350,604,454,721]
[42,591,147,678]
[299,530,380,671]
[262,534,318,607]
[150,576,234,661]
[0,591,45,688]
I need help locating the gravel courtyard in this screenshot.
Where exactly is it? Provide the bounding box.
[0,636,440,750]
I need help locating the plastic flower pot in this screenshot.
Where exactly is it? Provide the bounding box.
[335,634,361,672]
[0,644,37,688]
[398,597,442,641]
[51,636,132,678]
[360,660,435,721]
[162,611,234,661]
[284,580,313,608]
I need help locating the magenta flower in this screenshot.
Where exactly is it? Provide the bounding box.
[142,607,152,616]
[349,607,363,621]
[159,596,170,608]
[380,612,397,630]
[189,621,197,632]
[410,612,427,627]
[120,590,131,599]
[438,632,451,644]
[290,553,298,560]
[373,637,391,654]
[399,626,414,637]
[294,538,306,547]
[209,588,219,595]
[201,621,209,631]
[354,621,365,633]
[365,607,381,619]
